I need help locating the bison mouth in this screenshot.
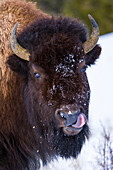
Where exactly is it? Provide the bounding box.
[63,113,87,136]
[55,109,87,136]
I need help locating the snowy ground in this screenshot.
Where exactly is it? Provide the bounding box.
[40,32,113,170]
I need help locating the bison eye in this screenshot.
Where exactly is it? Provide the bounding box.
[81,65,88,73]
[33,72,41,79]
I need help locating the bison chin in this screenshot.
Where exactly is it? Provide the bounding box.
[49,123,89,159]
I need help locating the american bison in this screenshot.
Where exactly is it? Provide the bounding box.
[0,0,101,169]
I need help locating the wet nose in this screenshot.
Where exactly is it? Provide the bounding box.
[55,109,81,127]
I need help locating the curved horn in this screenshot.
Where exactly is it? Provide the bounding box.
[83,14,99,54]
[10,23,30,61]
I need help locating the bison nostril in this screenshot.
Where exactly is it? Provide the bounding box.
[75,109,81,115]
[57,111,67,119]
[55,110,68,127]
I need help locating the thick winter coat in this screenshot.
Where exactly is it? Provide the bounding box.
[0,0,101,169]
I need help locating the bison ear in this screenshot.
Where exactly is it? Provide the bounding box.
[85,45,101,66]
[6,54,29,75]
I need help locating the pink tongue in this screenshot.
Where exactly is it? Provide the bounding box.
[72,113,86,128]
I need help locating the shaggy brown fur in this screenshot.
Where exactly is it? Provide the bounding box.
[0,0,101,169]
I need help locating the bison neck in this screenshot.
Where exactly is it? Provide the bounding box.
[0,71,39,169]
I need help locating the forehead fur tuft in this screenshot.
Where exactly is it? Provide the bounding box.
[18,16,88,73]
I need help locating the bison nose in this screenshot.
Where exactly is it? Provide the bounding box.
[55,109,81,127]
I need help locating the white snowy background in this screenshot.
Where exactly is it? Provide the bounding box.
[40,33,113,170]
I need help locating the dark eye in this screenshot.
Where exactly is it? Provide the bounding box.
[81,65,88,73]
[33,72,41,79]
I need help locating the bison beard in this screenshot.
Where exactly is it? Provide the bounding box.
[0,0,101,169]
[50,124,89,158]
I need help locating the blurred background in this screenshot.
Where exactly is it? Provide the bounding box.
[29,0,113,35]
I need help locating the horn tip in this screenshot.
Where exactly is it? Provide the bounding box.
[88,14,92,19]
[14,23,18,29]
[11,23,18,37]
[88,14,99,35]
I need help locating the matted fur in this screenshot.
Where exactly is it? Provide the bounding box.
[0,0,101,169]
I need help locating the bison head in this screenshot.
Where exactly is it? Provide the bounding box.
[7,15,101,161]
